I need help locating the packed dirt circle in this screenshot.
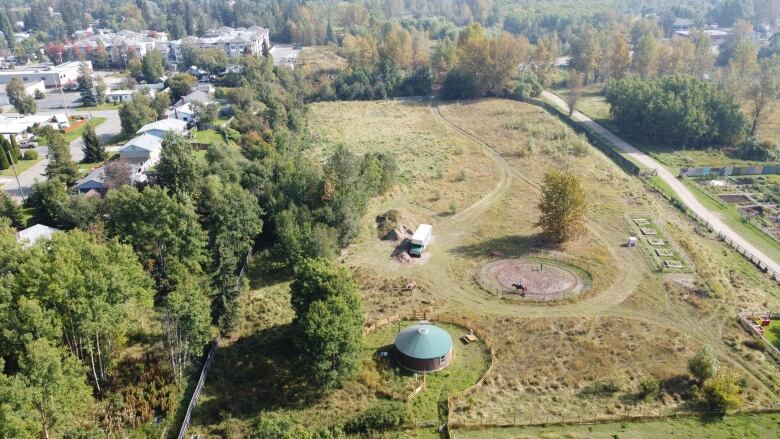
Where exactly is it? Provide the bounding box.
[477,258,588,301]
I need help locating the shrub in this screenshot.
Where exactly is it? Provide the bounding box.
[637,376,660,399]
[593,371,627,395]
[34,89,45,100]
[23,150,39,160]
[514,72,543,98]
[702,370,744,412]
[689,345,719,383]
[344,401,409,434]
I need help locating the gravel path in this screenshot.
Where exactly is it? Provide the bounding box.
[542,90,780,275]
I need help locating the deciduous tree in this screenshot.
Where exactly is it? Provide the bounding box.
[6,79,37,115]
[535,170,587,244]
[292,258,363,389]
[0,339,92,439]
[141,50,165,83]
[104,186,207,293]
[157,133,203,197]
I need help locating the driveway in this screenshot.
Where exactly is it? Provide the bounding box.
[542,91,780,274]
[1,109,121,199]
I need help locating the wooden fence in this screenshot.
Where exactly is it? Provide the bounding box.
[176,249,253,439]
[447,406,780,434]
[738,311,780,363]
[363,313,496,409]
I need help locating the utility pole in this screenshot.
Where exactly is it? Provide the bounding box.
[57,51,69,118]
[6,147,25,200]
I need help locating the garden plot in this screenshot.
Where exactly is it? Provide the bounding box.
[693,175,780,241]
[625,213,692,272]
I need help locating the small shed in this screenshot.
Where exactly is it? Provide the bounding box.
[394,321,453,373]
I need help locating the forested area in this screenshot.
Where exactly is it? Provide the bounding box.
[0,51,395,436]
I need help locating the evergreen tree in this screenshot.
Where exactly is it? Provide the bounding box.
[77,63,96,107]
[0,10,14,51]
[9,135,21,160]
[0,191,23,228]
[81,124,105,163]
[0,138,10,170]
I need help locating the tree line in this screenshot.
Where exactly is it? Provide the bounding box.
[0,46,395,437]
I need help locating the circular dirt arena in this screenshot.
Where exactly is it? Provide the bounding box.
[477,258,588,301]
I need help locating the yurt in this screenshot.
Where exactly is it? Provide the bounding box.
[393,321,453,372]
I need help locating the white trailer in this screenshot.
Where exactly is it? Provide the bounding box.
[409,224,432,257]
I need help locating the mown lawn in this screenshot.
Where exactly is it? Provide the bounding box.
[64,117,107,142]
[192,129,224,144]
[0,156,42,177]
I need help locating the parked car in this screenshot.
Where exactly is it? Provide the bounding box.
[20,140,38,149]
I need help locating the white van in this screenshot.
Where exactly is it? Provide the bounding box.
[409,224,432,257]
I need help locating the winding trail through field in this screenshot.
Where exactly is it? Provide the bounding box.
[429,104,645,317]
[542,91,780,275]
[428,100,780,397]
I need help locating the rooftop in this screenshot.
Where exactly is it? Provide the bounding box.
[121,133,163,152]
[136,118,188,135]
[17,224,61,247]
[394,323,453,359]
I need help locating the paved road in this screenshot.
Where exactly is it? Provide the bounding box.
[542,90,780,274]
[1,109,121,199]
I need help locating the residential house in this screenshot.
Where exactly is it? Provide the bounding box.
[118,133,163,170]
[0,114,69,141]
[74,167,108,194]
[106,89,135,103]
[17,224,61,247]
[175,89,211,107]
[171,102,196,123]
[136,118,188,138]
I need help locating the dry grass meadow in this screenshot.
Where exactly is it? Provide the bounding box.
[190,98,780,437]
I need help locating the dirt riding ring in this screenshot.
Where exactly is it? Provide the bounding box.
[477,258,590,301]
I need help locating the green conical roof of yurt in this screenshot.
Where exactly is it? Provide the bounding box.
[394,323,452,359]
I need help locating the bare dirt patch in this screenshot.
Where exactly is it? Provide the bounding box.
[477,258,588,301]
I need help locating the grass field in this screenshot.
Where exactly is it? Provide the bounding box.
[63,117,107,142]
[298,45,348,76]
[190,99,780,437]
